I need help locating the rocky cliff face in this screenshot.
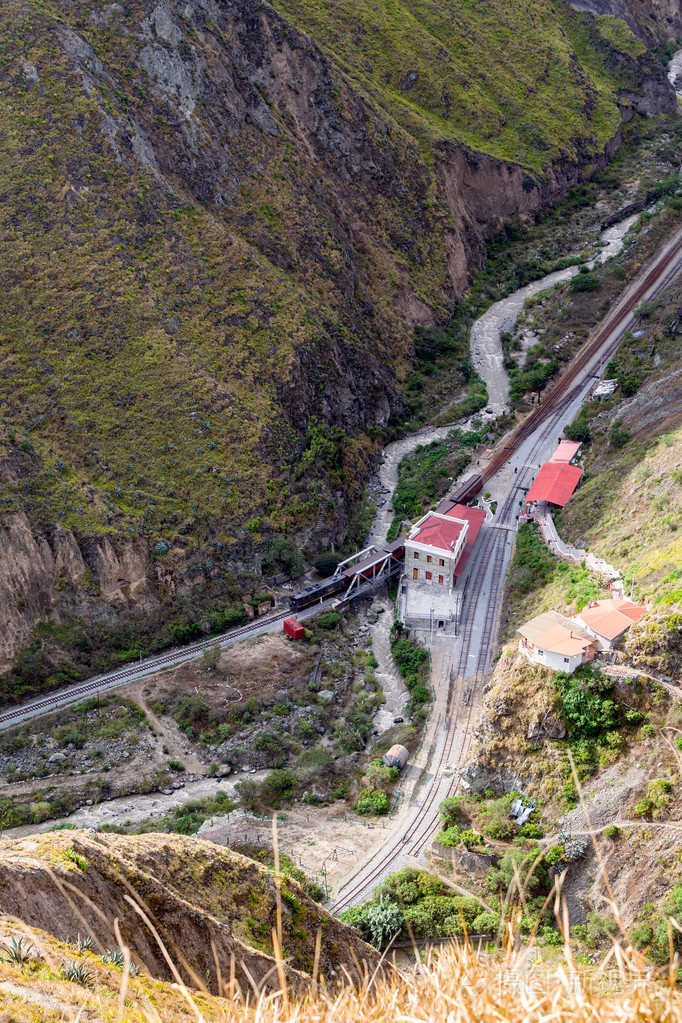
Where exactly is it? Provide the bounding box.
[0,831,380,993]
[0,0,676,678]
[567,0,682,45]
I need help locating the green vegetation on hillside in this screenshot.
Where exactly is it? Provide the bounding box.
[272,0,660,169]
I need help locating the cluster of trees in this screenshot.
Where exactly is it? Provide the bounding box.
[391,626,431,713]
[341,868,499,948]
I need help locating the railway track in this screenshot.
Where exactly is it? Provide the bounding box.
[330,341,636,910]
[0,610,291,730]
[481,226,682,485]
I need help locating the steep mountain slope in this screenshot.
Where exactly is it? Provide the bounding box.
[568,0,682,46]
[0,831,380,992]
[0,0,675,679]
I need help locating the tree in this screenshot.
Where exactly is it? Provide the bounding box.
[199,643,221,673]
[570,271,600,292]
[564,418,591,444]
[314,553,342,578]
[365,896,404,948]
[261,536,304,578]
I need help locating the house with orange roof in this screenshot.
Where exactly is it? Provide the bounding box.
[573,598,647,650]
[517,611,598,673]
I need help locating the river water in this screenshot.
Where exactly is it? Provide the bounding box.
[669,48,682,99]
[470,213,640,413]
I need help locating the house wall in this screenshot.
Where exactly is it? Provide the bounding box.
[518,639,582,674]
[404,534,464,588]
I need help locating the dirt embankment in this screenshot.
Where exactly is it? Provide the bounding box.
[0,831,381,994]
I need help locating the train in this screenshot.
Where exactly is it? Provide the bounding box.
[289,537,406,613]
[289,575,348,612]
[450,473,483,505]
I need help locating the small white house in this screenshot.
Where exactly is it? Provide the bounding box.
[517,611,598,674]
[404,512,468,590]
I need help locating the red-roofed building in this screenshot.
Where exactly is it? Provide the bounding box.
[549,441,581,464]
[405,503,486,589]
[525,463,583,508]
[446,503,486,578]
[573,598,647,648]
[518,611,598,672]
[405,512,467,590]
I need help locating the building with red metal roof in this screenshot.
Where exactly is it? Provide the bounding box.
[525,462,583,507]
[405,503,486,589]
[549,441,581,464]
[446,503,486,578]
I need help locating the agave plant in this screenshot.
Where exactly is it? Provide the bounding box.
[2,937,34,964]
[101,949,125,967]
[76,934,94,953]
[61,960,93,987]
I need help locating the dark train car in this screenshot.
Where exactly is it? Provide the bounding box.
[289,575,348,612]
[450,473,483,505]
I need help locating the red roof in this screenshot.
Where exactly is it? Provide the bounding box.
[550,441,581,463]
[410,514,465,553]
[534,624,594,656]
[447,504,486,578]
[526,463,583,507]
[578,599,646,640]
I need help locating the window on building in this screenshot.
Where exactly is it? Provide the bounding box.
[425,571,432,581]
[537,649,544,655]
[438,575,444,584]
[426,555,432,563]
[564,657,570,664]
[439,558,444,567]
[413,568,418,580]
[413,551,419,559]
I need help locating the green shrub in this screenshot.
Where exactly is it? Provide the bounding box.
[356,789,391,816]
[63,849,88,871]
[609,425,630,449]
[472,910,501,935]
[604,825,621,840]
[317,611,342,630]
[570,272,600,292]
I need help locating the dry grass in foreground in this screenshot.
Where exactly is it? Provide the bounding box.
[1,917,681,1023]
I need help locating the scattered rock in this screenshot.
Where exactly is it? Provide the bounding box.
[318,690,335,703]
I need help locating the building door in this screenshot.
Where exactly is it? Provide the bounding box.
[413,568,418,580]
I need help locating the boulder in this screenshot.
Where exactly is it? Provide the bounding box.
[216,764,231,777]
[48,752,67,764]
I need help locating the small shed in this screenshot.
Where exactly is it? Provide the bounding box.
[382,744,409,770]
[283,617,305,641]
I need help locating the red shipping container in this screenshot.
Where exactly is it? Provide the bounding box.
[283,617,305,641]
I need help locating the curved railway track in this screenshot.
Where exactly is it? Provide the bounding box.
[481,227,682,485]
[0,610,291,729]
